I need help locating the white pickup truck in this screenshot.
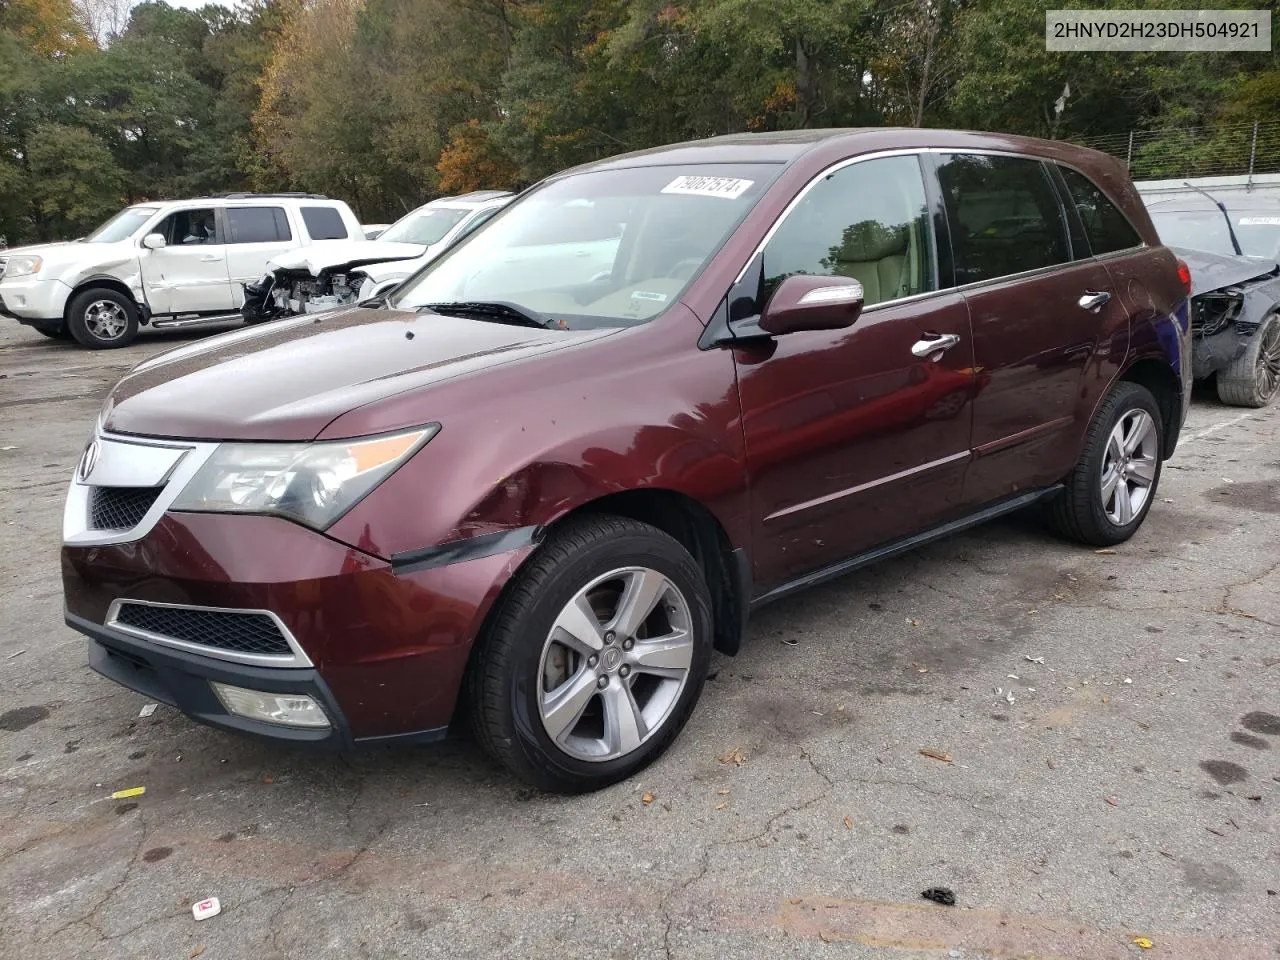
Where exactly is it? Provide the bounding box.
[0,193,363,348]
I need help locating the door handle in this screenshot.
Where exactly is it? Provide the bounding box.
[1078,291,1112,312]
[200,254,224,263]
[911,332,961,359]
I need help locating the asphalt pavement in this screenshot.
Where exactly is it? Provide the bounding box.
[1,321,1277,960]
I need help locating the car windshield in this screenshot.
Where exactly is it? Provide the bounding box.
[379,207,470,246]
[1232,214,1280,258]
[390,164,778,328]
[84,207,159,243]
[1150,207,1280,259]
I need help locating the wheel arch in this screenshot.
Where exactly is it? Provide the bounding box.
[540,488,749,657]
[1118,357,1182,458]
[64,277,142,323]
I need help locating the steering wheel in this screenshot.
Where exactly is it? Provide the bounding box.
[666,257,704,282]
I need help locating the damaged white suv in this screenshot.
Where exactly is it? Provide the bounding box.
[242,191,514,321]
[0,193,362,348]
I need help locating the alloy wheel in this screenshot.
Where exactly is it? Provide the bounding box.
[83,300,129,341]
[1255,320,1280,401]
[537,566,694,762]
[1100,409,1158,526]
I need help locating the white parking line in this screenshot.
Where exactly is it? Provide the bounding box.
[1182,411,1257,444]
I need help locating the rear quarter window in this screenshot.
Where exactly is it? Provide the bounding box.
[1058,167,1143,256]
[226,207,292,244]
[301,206,350,240]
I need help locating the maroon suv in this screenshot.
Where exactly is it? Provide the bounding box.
[63,129,1192,791]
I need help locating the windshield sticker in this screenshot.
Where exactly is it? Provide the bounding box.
[660,176,754,200]
[1238,216,1280,225]
[631,291,668,302]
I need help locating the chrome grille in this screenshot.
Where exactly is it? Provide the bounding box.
[89,486,162,530]
[113,603,293,657]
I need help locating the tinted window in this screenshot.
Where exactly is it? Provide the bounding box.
[1058,167,1142,255]
[937,154,1070,284]
[156,208,218,246]
[300,206,348,240]
[226,206,291,244]
[762,155,935,307]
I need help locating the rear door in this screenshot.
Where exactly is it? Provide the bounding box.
[139,206,234,314]
[221,205,296,303]
[733,153,975,588]
[934,153,1128,506]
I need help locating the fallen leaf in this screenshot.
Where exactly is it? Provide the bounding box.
[641,792,655,806]
[714,801,729,811]
[717,788,730,796]
[843,815,853,830]
[1095,548,1117,555]
[190,948,205,959]
[718,746,747,766]
[261,775,274,785]
[1102,695,1110,704]
[919,747,953,763]
[787,897,803,905]
[819,929,837,943]
[1133,936,1154,949]
[1104,796,1118,807]
[906,618,922,627]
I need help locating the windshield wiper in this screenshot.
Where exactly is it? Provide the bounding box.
[1183,181,1244,256]
[420,300,552,329]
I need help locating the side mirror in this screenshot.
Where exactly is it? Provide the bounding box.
[142,233,166,250]
[759,274,864,336]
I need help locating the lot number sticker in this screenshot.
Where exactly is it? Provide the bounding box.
[661,176,754,200]
[1239,216,1280,225]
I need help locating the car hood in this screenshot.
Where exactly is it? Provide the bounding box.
[267,240,428,276]
[103,307,618,441]
[1171,246,1280,296]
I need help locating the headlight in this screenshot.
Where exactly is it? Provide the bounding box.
[3,256,42,279]
[171,426,438,530]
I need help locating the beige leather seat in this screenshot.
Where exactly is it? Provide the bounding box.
[821,221,912,305]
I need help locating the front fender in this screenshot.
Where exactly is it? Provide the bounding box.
[323,307,750,568]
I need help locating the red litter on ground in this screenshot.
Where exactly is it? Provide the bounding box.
[192,897,221,921]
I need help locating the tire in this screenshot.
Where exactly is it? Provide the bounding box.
[66,287,139,349]
[1047,381,1164,546]
[467,515,713,792]
[1216,313,1280,408]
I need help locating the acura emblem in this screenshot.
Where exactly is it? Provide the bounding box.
[78,440,99,482]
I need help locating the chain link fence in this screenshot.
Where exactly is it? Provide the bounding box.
[1071,121,1280,181]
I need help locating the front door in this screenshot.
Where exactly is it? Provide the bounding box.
[140,207,234,315]
[932,153,1128,505]
[733,154,976,591]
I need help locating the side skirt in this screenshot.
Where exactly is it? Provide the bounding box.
[750,486,1063,610]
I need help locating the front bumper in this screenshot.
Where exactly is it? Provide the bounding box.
[0,277,72,321]
[73,611,365,746]
[63,510,532,744]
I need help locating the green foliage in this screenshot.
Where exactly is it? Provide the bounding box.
[1,0,1278,245]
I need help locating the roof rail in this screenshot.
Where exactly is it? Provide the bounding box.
[447,190,512,202]
[200,192,331,200]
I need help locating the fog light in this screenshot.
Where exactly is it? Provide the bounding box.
[211,682,330,728]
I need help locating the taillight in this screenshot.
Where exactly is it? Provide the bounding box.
[1176,258,1192,296]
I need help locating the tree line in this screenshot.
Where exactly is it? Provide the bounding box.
[2,0,1276,246]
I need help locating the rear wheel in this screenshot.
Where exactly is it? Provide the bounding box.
[467,515,712,792]
[1047,381,1164,546]
[1216,313,1280,408]
[66,287,139,349]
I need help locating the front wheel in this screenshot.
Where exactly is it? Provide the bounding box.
[66,287,139,349]
[1047,381,1164,546]
[467,516,712,792]
[1216,313,1280,408]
